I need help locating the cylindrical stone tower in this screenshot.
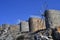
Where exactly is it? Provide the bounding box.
[20,21,29,32]
[44,10,60,29]
[29,17,46,32]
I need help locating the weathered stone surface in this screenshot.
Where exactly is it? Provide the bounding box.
[29,17,46,32]
[20,21,29,32]
[44,10,60,29]
[52,28,60,40]
[56,27,60,33]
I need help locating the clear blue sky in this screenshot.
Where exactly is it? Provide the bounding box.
[0,0,60,24]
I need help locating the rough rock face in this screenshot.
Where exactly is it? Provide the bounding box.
[56,27,60,33]
[38,29,53,40]
[54,32,60,40]
[15,28,53,40]
[52,27,60,40]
